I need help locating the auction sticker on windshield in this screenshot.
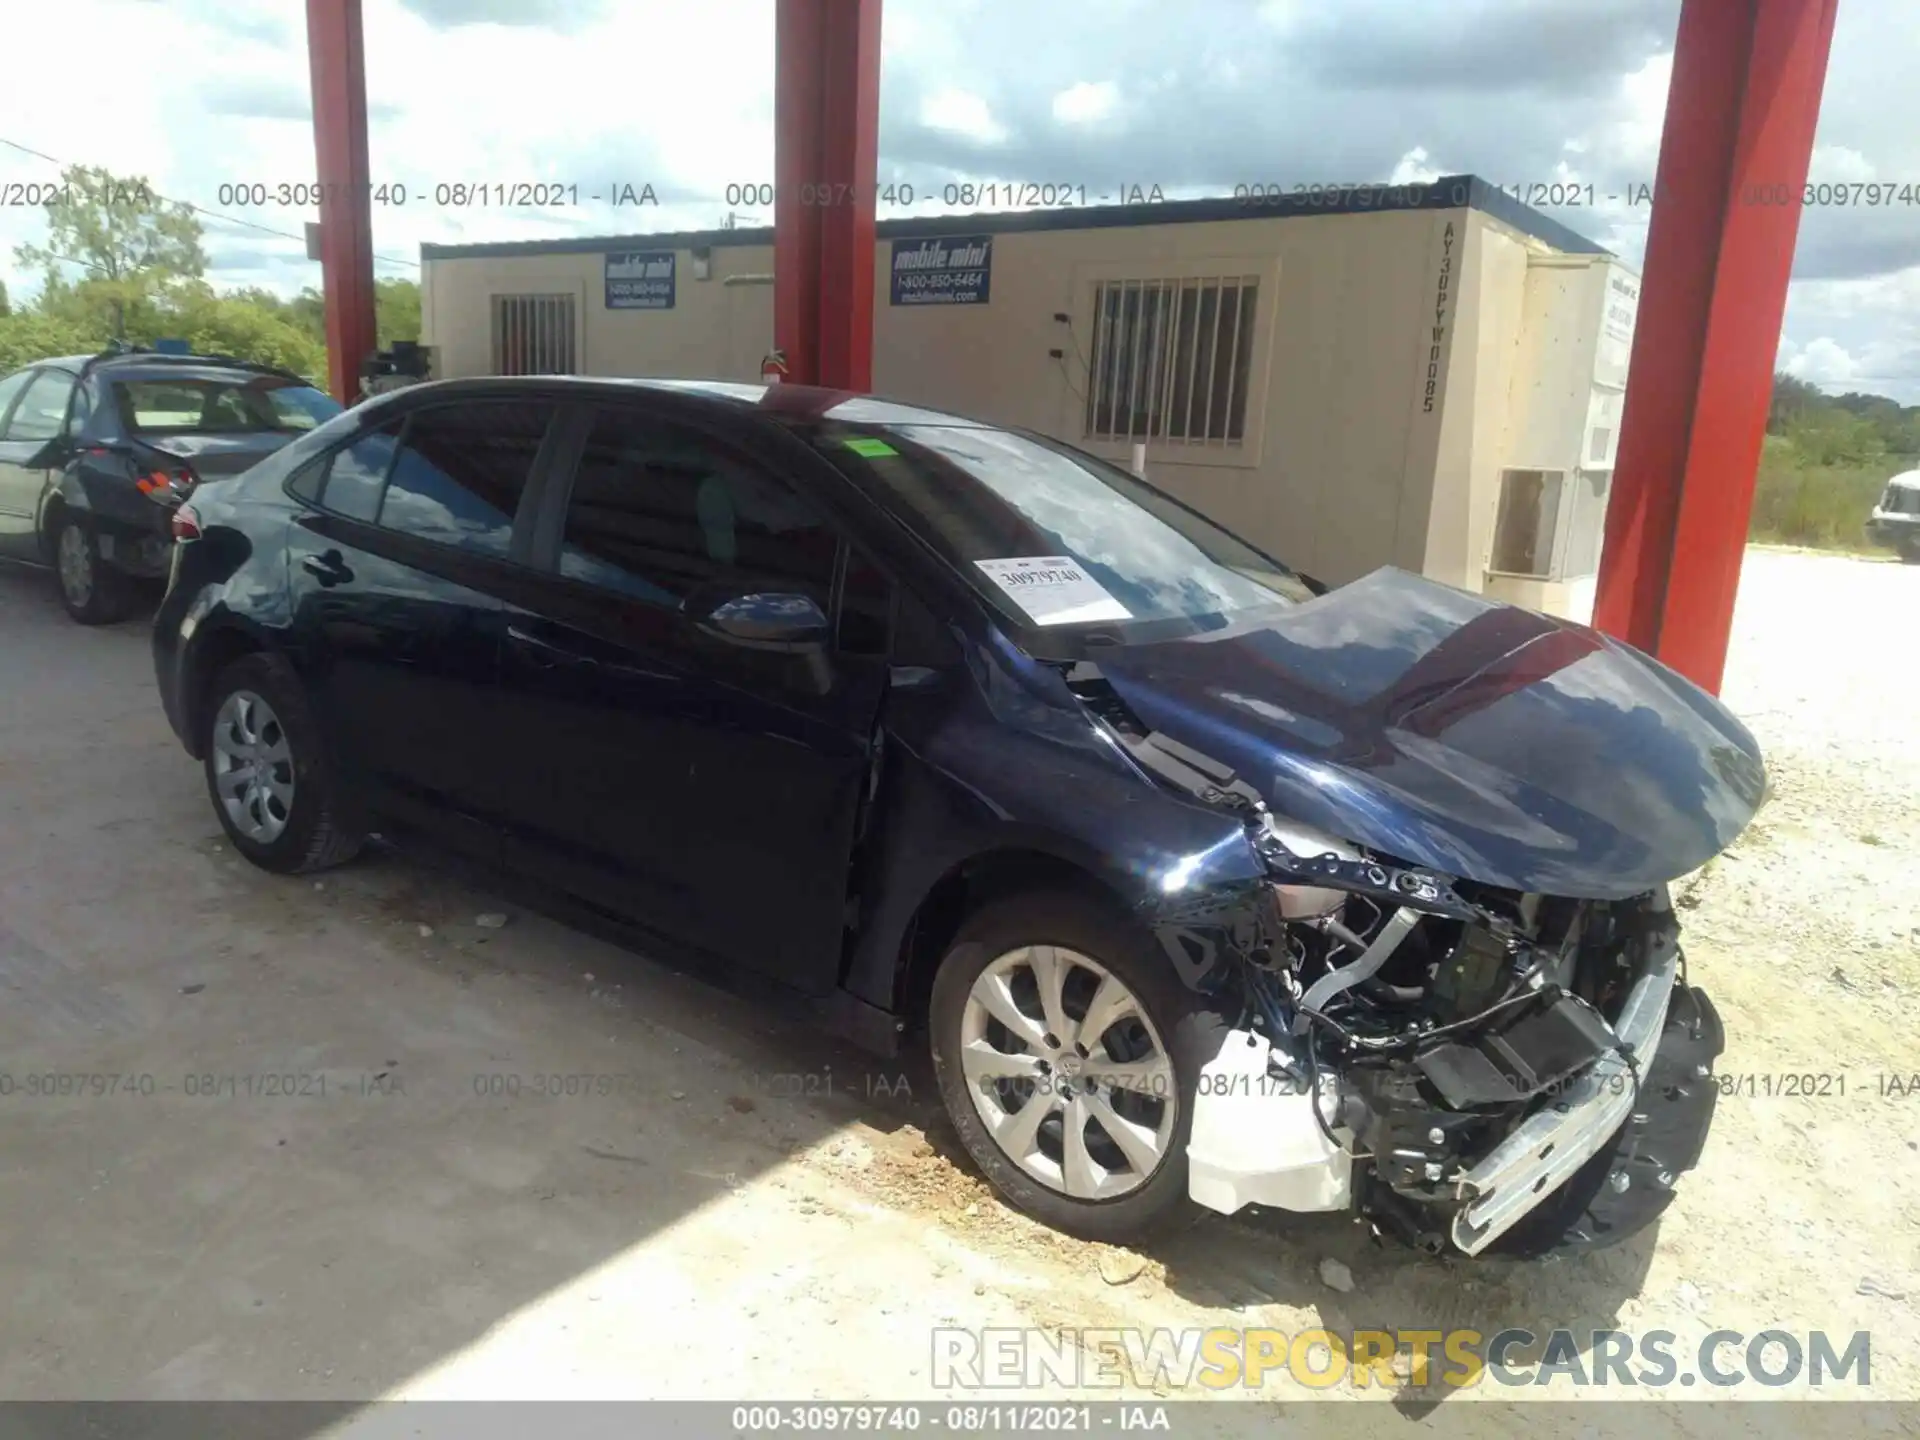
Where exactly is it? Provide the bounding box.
[974,557,1131,626]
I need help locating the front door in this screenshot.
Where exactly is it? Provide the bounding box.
[284,397,558,855]
[495,402,888,991]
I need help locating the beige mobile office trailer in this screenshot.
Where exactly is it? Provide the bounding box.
[420,177,1637,620]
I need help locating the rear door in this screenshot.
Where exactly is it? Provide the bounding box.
[0,368,76,559]
[494,400,890,991]
[284,397,561,855]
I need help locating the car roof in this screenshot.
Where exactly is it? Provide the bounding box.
[21,349,314,385]
[1888,469,1920,492]
[381,375,998,430]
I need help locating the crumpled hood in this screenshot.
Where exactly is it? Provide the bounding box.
[1093,568,1767,899]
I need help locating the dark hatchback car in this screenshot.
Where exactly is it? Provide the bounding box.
[0,347,340,623]
[153,377,1764,1257]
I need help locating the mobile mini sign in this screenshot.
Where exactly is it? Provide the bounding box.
[890,235,993,306]
[605,250,676,310]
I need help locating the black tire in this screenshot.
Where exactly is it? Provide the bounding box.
[202,652,365,874]
[1900,544,1920,565]
[928,889,1227,1244]
[51,516,131,625]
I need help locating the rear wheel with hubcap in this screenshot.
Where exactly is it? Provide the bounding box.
[203,652,364,874]
[929,890,1222,1242]
[52,518,130,625]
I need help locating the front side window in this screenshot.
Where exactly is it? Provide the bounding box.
[3,370,77,443]
[376,401,552,556]
[116,378,342,435]
[560,408,839,609]
[814,421,1312,641]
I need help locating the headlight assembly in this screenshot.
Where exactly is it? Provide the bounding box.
[1255,810,1478,922]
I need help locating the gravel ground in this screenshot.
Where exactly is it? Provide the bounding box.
[1,546,1913,1427]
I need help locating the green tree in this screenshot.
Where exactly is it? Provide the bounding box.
[174,292,326,379]
[1768,372,1825,434]
[0,309,93,372]
[14,165,206,285]
[0,279,9,319]
[375,277,421,347]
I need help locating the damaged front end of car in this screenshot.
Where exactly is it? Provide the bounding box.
[1047,571,1764,1256]
[1250,810,1724,1256]
[1121,726,1729,1259]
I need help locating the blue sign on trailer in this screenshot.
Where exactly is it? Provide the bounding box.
[153,337,191,354]
[889,235,993,306]
[605,251,676,310]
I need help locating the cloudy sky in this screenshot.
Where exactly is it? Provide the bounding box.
[1,0,1915,399]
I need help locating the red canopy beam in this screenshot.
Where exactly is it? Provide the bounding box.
[774,0,882,390]
[306,0,379,404]
[1592,0,1840,693]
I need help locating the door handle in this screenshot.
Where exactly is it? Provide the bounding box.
[301,550,353,587]
[507,625,599,669]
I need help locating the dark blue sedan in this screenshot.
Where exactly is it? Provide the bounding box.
[151,378,1762,1257]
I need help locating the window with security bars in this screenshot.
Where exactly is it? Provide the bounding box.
[1083,277,1259,445]
[491,294,577,376]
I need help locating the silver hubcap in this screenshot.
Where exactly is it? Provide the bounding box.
[57,525,92,606]
[959,946,1177,1200]
[211,690,295,843]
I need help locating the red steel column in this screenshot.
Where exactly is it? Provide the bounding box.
[774,0,881,390]
[306,0,379,404]
[1592,0,1839,693]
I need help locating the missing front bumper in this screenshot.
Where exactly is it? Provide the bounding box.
[1446,936,1724,1255]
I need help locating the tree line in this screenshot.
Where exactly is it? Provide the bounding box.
[1754,372,1920,550]
[0,164,417,381]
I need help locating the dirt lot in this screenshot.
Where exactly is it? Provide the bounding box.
[0,546,1913,1423]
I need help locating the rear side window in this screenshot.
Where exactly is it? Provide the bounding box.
[378,401,552,557]
[559,407,840,607]
[320,423,400,522]
[116,379,341,434]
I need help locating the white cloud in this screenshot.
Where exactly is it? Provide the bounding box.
[1779,336,1862,387]
[1389,147,1441,185]
[1051,82,1120,126]
[918,88,1008,144]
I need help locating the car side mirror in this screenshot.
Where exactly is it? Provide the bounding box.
[696,591,829,651]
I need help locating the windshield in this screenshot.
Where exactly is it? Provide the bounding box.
[116,378,342,434]
[816,422,1314,639]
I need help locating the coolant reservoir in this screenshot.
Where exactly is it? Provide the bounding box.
[1186,1028,1353,1216]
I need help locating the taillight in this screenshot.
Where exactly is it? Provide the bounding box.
[136,467,197,500]
[171,503,202,542]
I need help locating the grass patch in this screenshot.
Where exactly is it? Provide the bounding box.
[1748,446,1905,552]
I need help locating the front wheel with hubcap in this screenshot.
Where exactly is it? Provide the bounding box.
[929,890,1223,1243]
[52,518,130,624]
[203,653,364,874]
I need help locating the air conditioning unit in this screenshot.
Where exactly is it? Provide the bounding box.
[1489,256,1640,586]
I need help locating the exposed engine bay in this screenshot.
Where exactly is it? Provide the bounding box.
[1087,701,1727,1258]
